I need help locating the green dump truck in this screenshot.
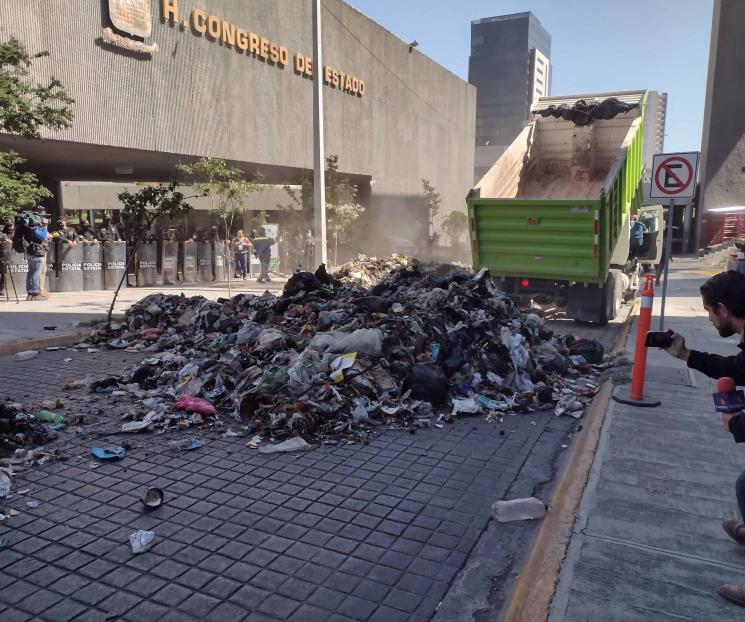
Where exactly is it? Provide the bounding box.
[467,90,663,324]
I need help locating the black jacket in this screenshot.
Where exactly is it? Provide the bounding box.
[688,343,745,442]
[687,343,745,386]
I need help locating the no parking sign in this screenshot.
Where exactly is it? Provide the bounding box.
[650,152,700,202]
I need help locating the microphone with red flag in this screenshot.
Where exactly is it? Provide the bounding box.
[713,377,745,412]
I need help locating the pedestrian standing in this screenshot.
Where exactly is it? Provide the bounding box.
[38,216,50,298]
[232,229,251,280]
[252,227,275,284]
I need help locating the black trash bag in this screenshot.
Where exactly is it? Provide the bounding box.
[405,364,449,405]
[353,296,392,314]
[283,271,325,298]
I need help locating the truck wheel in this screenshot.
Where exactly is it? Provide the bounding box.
[600,270,622,325]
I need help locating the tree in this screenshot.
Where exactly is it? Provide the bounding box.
[277,155,364,265]
[107,182,193,321]
[323,155,364,265]
[0,151,51,221]
[0,37,74,138]
[251,210,269,230]
[442,210,468,247]
[178,157,265,296]
[422,179,441,245]
[0,37,74,220]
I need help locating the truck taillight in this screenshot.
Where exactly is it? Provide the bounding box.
[521,279,530,287]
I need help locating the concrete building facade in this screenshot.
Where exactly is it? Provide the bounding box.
[470,12,551,182]
[642,91,667,178]
[698,0,745,247]
[0,0,476,253]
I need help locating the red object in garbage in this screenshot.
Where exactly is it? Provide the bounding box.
[175,396,216,417]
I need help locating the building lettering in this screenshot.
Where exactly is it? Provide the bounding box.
[161,0,365,97]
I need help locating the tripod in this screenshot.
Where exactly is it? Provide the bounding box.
[0,244,20,304]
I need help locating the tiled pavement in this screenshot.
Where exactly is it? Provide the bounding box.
[0,350,576,621]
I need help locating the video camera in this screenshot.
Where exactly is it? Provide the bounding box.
[14,208,48,230]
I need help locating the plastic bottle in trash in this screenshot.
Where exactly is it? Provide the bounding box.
[36,410,64,424]
[490,497,546,522]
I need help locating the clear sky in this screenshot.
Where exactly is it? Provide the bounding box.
[346,0,713,153]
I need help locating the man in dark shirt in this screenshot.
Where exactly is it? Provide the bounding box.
[98,216,121,242]
[251,227,275,284]
[54,218,79,245]
[664,270,745,606]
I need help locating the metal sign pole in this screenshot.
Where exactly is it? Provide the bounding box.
[659,199,675,329]
[311,0,328,266]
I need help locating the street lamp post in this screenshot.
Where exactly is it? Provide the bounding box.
[312,0,327,266]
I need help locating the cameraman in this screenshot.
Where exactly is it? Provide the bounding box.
[663,270,745,606]
[21,216,49,301]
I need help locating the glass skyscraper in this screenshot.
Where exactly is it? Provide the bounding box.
[470,12,552,182]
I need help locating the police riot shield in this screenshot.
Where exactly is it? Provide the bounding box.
[82,241,104,291]
[103,241,127,291]
[45,242,57,293]
[182,240,197,283]
[213,240,228,281]
[56,242,84,292]
[162,240,177,285]
[137,241,157,287]
[197,241,213,283]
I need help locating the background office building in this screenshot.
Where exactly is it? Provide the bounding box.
[0,0,476,258]
[698,0,745,248]
[643,91,667,177]
[470,12,551,182]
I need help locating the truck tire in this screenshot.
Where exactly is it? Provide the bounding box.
[599,270,622,325]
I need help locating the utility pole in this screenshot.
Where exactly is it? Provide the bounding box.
[312,0,327,266]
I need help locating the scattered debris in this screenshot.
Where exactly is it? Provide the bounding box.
[129,530,155,554]
[258,437,310,454]
[14,350,39,361]
[36,410,64,424]
[91,447,126,461]
[491,497,547,522]
[142,487,164,510]
[0,471,10,498]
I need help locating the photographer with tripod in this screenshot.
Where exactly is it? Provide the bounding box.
[12,210,49,301]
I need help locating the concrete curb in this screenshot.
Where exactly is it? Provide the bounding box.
[0,331,90,358]
[500,300,638,622]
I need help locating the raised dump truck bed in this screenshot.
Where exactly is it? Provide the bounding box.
[468,90,663,324]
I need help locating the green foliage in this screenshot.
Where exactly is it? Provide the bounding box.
[252,210,269,229]
[0,151,51,221]
[0,37,74,222]
[178,157,265,237]
[117,182,193,230]
[0,37,74,139]
[442,210,468,246]
[422,178,441,223]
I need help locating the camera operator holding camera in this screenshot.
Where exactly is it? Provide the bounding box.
[12,210,49,301]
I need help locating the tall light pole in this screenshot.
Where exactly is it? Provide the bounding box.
[312,0,327,265]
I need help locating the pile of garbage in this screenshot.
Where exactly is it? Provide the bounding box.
[0,400,61,459]
[75,258,607,446]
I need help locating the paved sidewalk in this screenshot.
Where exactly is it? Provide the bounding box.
[0,279,287,345]
[550,259,745,621]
